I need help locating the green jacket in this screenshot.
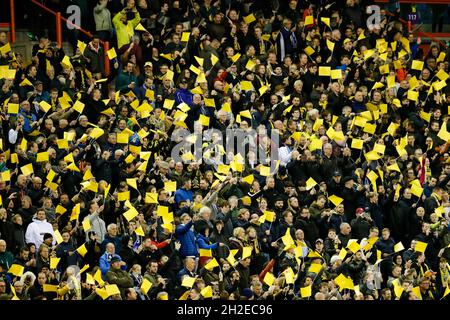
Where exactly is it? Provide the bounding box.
[115,71,138,92]
[105,268,133,296]
[0,251,13,270]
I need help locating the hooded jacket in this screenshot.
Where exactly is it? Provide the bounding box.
[25,218,54,249]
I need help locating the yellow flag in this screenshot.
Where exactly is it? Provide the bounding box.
[198,114,210,126]
[245,59,256,71]
[243,14,256,24]
[443,286,450,299]
[8,264,24,277]
[321,17,330,27]
[351,138,364,150]
[242,246,252,259]
[36,152,49,163]
[43,284,58,292]
[61,55,72,68]
[411,286,422,300]
[181,276,196,288]
[263,272,275,286]
[414,241,427,253]
[135,23,148,32]
[411,60,424,71]
[394,242,405,253]
[318,66,331,76]
[55,205,67,215]
[410,184,423,198]
[304,15,314,26]
[326,39,335,52]
[39,101,52,113]
[140,278,152,294]
[0,43,11,54]
[338,248,347,261]
[204,258,219,270]
[181,32,190,42]
[435,69,449,81]
[194,56,204,67]
[264,211,275,223]
[123,206,139,221]
[82,218,91,232]
[304,46,315,56]
[210,54,219,66]
[308,263,323,274]
[126,178,138,190]
[105,284,121,296]
[347,241,361,254]
[231,53,241,63]
[53,230,63,244]
[77,243,87,257]
[7,103,19,114]
[164,181,177,192]
[328,195,343,206]
[50,257,60,270]
[305,177,317,190]
[20,163,34,176]
[200,286,213,298]
[300,285,312,298]
[107,48,117,60]
[73,100,85,113]
[94,269,105,287]
[330,69,342,80]
[67,162,80,172]
[242,174,254,185]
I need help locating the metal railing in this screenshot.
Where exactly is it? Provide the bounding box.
[7,0,110,75]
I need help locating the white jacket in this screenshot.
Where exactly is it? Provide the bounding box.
[25,218,54,249]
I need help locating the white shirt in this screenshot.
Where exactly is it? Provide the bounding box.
[25,218,55,248]
[278,146,293,167]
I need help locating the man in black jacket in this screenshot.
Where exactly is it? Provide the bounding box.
[390,188,414,245]
[351,208,373,240]
[295,207,319,246]
[341,176,366,221]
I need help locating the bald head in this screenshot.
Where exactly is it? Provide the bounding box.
[0,240,6,252]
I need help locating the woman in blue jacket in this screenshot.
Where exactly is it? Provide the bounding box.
[195,221,223,269]
[175,213,197,258]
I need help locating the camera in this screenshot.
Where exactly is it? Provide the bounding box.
[125,10,136,21]
[361,211,371,220]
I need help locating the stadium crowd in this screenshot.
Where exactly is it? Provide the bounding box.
[0,0,449,301]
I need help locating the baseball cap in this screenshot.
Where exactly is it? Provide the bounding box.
[144,61,153,68]
[342,176,354,184]
[110,256,122,264]
[343,38,352,44]
[333,171,342,177]
[355,207,365,215]
[315,238,324,243]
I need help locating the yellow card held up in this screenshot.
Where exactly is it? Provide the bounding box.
[330,69,342,80]
[140,278,152,294]
[243,14,256,24]
[107,48,117,60]
[411,60,424,71]
[263,272,275,286]
[319,66,331,76]
[164,181,177,192]
[414,241,427,253]
[304,15,314,26]
[36,152,49,162]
